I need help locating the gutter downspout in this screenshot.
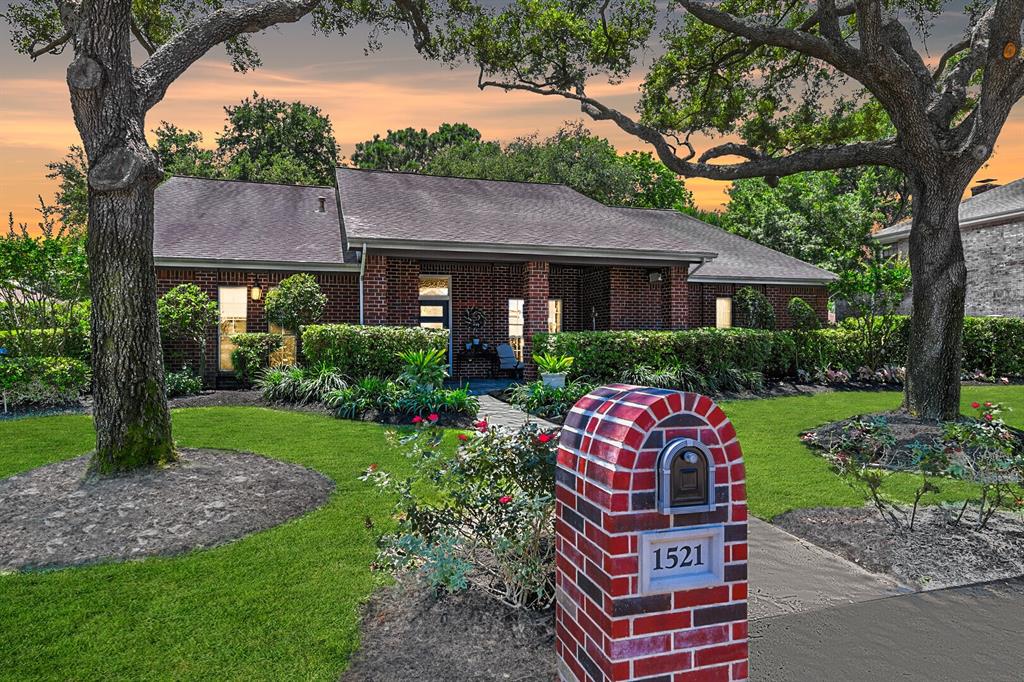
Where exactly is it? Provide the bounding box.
[358,243,368,325]
[688,257,708,279]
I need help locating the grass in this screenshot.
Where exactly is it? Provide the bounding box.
[1,386,1023,679]
[723,385,1024,519]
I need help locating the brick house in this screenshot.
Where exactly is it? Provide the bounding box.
[153,168,835,385]
[875,178,1024,317]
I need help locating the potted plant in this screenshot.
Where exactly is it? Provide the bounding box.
[533,353,574,389]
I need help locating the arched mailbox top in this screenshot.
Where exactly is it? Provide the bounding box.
[657,438,716,514]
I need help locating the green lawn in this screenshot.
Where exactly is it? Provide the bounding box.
[1,386,1022,679]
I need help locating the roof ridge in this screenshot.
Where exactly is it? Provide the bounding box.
[166,175,334,191]
[334,165,569,189]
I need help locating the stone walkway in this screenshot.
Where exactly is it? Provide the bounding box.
[475,395,557,430]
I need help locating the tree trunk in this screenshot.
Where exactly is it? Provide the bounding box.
[903,172,970,420]
[68,0,175,473]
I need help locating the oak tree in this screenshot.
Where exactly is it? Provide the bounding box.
[4,0,432,472]
[448,0,1024,419]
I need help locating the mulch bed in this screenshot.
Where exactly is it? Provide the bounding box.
[774,505,1024,590]
[0,448,333,571]
[342,576,556,682]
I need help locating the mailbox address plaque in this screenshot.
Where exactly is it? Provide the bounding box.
[638,525,725,594]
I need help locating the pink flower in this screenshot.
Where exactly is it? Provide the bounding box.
[971,402,980,409]
[368,463,378,472]
[475,419,489,432]
[412,415,423,424]
[428,412,440,422]
[538,433,552,444]
[457,433,469,441]
[499,495,513,505]
[984,401,993,407]
[985,413,994,421]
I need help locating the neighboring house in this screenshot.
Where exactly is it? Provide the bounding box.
[875,178,1024,318]
[153,169,835,384]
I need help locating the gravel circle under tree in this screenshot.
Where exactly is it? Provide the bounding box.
[774,505,1024,590]
[0,448,333,571]
[341,575,556,682]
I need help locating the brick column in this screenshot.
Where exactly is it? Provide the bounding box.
[523,260,550,380]
[363,254,389,325]
[663,265,689,329]
[555,386,749,681]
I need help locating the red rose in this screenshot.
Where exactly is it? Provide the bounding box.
[412,415,423,424]
[475,419,489,432]
[428,412,440,422]
[457,434,469,441]
[985,413,993,421]
[538,433,552,444]
[984,401,993,407]
[971,402,980,409]
[499,495,513,505]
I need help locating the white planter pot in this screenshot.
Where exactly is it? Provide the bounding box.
[541,372,567,389]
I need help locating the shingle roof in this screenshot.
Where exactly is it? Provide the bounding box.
[335,167,716,261]
[875,177,1024,243]
[153,177,351,267]
[611,208,837,284]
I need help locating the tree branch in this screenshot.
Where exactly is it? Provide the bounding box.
[29,31,72,59]
[134,0,320,112]
[933,39,970,81]
[477,79,904,180]
[130,19,158,56]
[928,3,998,126]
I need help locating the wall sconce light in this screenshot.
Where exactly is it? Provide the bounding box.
[649,271,664,283]
[251,286,262,301]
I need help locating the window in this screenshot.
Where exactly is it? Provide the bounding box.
[548,299,563,333]
[715,297,733,329]
[418,276,449,298]
[218,286,247,371]
[508,299,524,360]
[269,322,297,366]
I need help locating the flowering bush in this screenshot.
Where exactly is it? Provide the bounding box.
[361,419,558,609]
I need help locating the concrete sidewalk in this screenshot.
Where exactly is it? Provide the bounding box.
[751,577,1024,681]
[747,518,903,619]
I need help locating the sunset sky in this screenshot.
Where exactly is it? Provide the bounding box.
[2,9,1023,226]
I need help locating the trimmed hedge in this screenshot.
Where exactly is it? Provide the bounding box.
[0,326,90,360]
[0,356,91,406]
[302,324,449,380]
[229,332,283,385]
[536,316,1024,383]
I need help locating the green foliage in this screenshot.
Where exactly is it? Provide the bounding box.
[0,216,89,359]
[733,286,776,330]
[359,121,694,210]
[0,356,90,406]
[165,368,203,398]
[506,379,595,418]
[721,170,906,271]
[157,283,218,376]
[44,145,89,232]
[362,420,558,608]
[321,380,479,421]
[397,348,449,389]
[151,94,339,185]
[532,352,574,374]
[264,273,326,337]
[228,333,283,385]
[302,324,449,380]
[787,297,820,332]
[351,123,483,171]
[832,250,912,370]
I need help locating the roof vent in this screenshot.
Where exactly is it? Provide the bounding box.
[971,179,1000,196]
[317,196,327,213]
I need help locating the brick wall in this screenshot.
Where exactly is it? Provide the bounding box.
[889,219,1024,317]
[688,282,828,328]
[551,265,584,331]
[608,266,671,331]
[523,260,550,380]
[155,267,358,386]
[581,267,611,332]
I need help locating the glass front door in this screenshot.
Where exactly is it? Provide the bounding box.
[419,300,450,329]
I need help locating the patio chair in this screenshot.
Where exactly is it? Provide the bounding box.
[497,343,525,378]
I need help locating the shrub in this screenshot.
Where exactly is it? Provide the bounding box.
[0,356,90,407]
[0,324,90,360]
[264,273,326,340]
[398,348,449,389]
[165,368,203,398]
[229,333,283,385]
[302,324,449,380]
[831,251,911,370]
[255,364,347,404]
[506,379,594,418]
[787,297,820,332]
[733,286,776,329]
[158,283,218,377]
[362,420,558,609]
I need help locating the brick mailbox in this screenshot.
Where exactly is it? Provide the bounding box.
[555,385,748,682]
